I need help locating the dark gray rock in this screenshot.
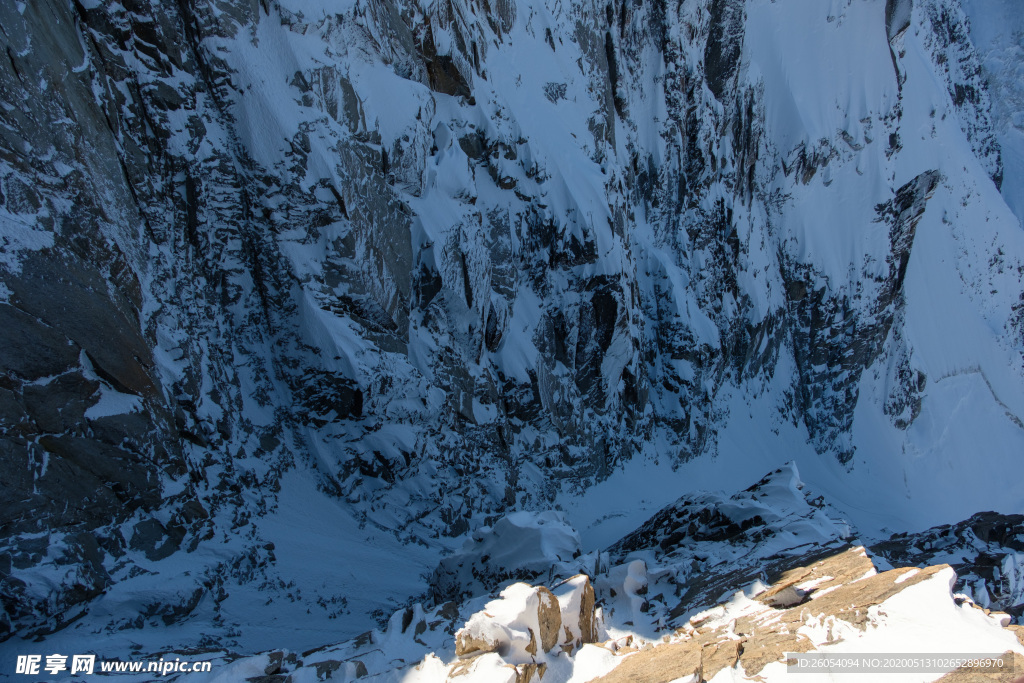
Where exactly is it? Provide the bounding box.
[869,512,1024,622]
[704,0,745,102]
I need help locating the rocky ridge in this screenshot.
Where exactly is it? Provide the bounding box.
[127,466,1024,682]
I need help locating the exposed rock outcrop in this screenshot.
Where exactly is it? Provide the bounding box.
[173,541,1024,683]
[870,511,1024,622]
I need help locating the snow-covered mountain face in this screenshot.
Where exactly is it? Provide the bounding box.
[1,0,1023,658]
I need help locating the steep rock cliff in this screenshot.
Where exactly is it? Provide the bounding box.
[1,0,1023,655]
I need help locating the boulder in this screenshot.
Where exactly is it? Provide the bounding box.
[553,574,599,652]
[455,583,563,663]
